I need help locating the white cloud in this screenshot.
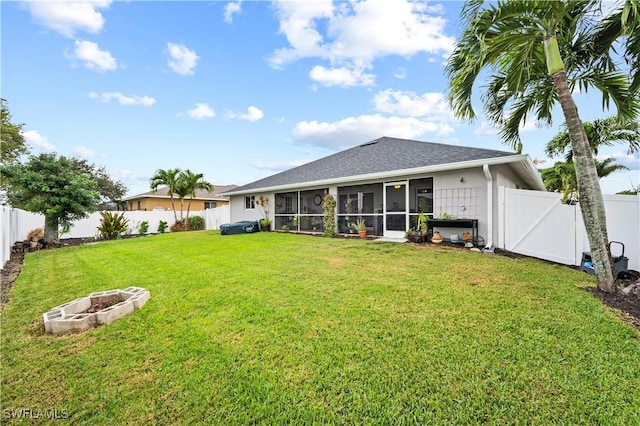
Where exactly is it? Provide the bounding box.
[251,159,309,171]
[67,40,117,72]
[21,130,55,152]
[24,0,111,38]
[226,106,264,122]
[372,89,453,119]
[293,114,454,150]
[88,92,156,106]
[600,152,640,170]
[474,122,499,137]
[73,146,97,158]
[186,103,215,119]
[224,1,242,23]
[239,106,264,122]
[309,65,375,87]
[268,0,455,85]
[166,42,199,75]
[393,67,407,79]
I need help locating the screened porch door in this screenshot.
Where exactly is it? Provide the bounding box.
[384,181,407,239]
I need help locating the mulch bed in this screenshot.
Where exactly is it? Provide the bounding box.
[2,238,639,331]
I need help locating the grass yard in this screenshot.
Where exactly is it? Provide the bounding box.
[1,231,639,424]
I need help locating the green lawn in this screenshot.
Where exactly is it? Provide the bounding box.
[1,231,638,424]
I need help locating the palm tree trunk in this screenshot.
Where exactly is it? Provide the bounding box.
[169,195,178,223]
[552,70,616,292]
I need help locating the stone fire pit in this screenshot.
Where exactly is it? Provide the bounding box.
[43,286,150,335]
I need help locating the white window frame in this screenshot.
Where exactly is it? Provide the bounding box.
[245,195,256,210]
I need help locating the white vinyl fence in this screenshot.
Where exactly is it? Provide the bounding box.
[1,206,45,268]
[1,206,231,268]
[498,188,640,271]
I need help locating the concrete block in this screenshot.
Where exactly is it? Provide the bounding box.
[94,300,135,325]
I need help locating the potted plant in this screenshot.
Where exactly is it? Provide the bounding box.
[405,228,419,243]
[259,217,272,231]
[431,231,443,244]
[350,219,367,239]
[417,212,429,242]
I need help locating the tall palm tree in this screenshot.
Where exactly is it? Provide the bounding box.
[446,0,639,292]
[176,169,213,223]
[545,117,640,161]
[150,168,181,223]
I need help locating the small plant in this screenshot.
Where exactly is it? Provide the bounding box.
[405,228,417,239]
[439,212,457,220]
[97,212,130,240]
[138,220,149,235]
[259,217,272,231]
[350,219,367,232]
[418,212,429,240]
[187,216,205,231]
[281,224,290,232]
[158,220,168,234]
[292,215,299,228]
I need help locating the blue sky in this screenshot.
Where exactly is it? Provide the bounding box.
[2,0,638,197]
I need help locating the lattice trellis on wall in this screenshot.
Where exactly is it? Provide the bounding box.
[434,187,480,219]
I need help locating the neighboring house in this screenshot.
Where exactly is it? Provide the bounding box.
[123,185,238,211]
[223,137,545,245]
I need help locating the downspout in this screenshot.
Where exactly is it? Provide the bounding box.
[483,164,494,251]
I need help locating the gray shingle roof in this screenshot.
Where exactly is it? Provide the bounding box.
[230,136,515,192]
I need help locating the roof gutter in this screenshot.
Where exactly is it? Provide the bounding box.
[224,154,537,196]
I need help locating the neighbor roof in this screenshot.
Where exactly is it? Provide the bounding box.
[123,184,238,201]
[225,136,544,194]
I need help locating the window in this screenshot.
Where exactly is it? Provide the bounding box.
[204,202,217,209]
[245,196,255,210]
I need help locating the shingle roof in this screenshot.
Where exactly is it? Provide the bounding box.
[229,136,516,193]
[124,184,238,201]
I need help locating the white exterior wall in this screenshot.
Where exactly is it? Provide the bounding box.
[432,168,489,242]
[228,193,273,223]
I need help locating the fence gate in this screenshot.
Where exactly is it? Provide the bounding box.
[498,188,580,265]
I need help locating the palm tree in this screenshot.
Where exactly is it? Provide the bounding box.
[545,117,640,161]
[176,169,213,223]
[446,0,639,292]
[150,168,181,223]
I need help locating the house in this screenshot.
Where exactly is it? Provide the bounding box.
[123,185,238,212]
[223,137,545,245]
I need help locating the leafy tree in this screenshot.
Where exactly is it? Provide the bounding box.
[542,158,628,202]
[150,168,181,223]
[1,153,100,242]
[545,117,640,161]
[446,0,639,292]
[70,157,127,207]
[176,169,213,223]
[1,98,29,166]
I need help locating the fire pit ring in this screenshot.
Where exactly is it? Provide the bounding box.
[43,287,150,335]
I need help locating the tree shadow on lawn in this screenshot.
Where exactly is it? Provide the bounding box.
[2,238,639,332]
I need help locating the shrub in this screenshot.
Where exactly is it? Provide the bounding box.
[138,220,149,235]
[26,228,44,241]
[322,194,336,237]
[187,216,205,231]
[97,212,129,239]
[170,220,188,232]
[158,220,168,234]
